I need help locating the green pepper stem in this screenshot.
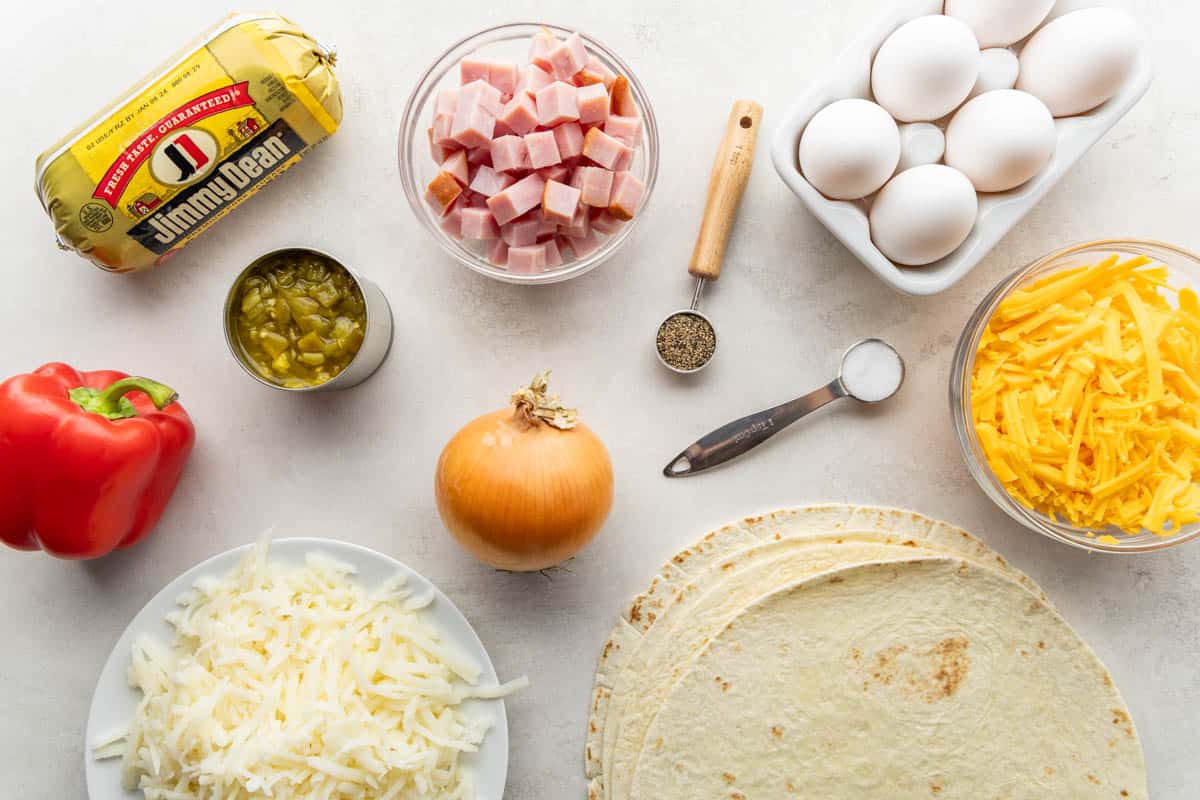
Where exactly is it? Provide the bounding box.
[69,377,179,420]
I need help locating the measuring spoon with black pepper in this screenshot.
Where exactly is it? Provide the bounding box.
[655,99,763,374]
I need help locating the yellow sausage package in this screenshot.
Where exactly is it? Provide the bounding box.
[34,13,342,272]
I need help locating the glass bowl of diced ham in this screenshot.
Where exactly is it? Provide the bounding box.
[399,23,659,284]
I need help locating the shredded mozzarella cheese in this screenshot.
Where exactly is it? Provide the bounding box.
[96,541,525,799]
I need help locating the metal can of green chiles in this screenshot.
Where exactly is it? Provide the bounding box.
[223,248,393,392]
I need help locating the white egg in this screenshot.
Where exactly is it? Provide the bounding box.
[945,0,1056,47]
[967,48,1020,100]
[799,99,901,200]
[1044,0,1106,24]
[870,165,978,266]
[871,15,980,122]
[945,90,1056,192]
[897,123,945,171]
[1016,8,1141,117]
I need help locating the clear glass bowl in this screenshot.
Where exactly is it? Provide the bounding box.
[950,239,1200,553]
[397,23,659,285]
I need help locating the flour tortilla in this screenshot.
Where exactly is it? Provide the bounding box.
[630,558,1147,799]
[585,506,1044,800]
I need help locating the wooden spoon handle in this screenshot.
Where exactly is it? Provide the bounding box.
[688,100,764,281]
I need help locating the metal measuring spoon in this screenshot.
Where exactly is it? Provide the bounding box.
[663,339,905,477]
[655,100,763,374]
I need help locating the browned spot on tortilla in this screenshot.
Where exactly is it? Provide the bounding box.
[996,554,1007,566]
[928,637,970,700]
[836,537,844,544]
[902,539,918,547]
[722,772,736,784]
[1037,641,1046,650]
[714,675,732,692]
[930,781,943,794]
[744,515,764,524]
[647,611,657,623]
[1086,774,1100,785]
[629,600,643,623]
[705,532,717,541]
[774,532,782,540]
[1121,790,1129,797]
[731,792,747,800]
[1109,739,1118,749]
[590,721,596,732]
[1028,600,1043,614]
[1044,767,1054,776]
[829,575,845,584]
[1111,709,1134,737]
[849,646,862,662]
[778,643,790,656]
[771,725,784,739]
[1103,673,1113,688]
[786,781,798,793]
[721,562,735,571]
[869,644,908,685]
[1019,648,1030,657]
[602,641,614,659]
[654,737,663,751]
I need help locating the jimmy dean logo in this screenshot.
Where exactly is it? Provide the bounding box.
[129,120,305,254]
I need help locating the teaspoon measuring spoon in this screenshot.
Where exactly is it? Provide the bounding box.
[663,339,905,477]
[655,100,763,374]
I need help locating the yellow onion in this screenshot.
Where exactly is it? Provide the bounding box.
[435,372,613,571]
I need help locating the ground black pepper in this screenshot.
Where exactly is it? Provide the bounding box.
[656,312,716,371]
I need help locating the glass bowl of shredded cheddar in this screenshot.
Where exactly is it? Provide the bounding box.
[952,239,1200,552]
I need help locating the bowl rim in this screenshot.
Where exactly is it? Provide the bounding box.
[950,237,1200,553]
[397,21,660,285]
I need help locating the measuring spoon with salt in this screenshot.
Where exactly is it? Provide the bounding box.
[663,339,905,477]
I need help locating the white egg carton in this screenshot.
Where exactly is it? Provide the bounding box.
[770,0,1153,296]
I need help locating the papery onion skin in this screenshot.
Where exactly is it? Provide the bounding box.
[435,408,614,571]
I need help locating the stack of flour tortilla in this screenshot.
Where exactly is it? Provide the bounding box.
[586,505,1147,799]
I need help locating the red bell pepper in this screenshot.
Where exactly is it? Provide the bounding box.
[0,363,195,559]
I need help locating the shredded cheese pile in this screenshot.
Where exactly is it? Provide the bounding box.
[972,254,1200,537]
[95,541,525,799]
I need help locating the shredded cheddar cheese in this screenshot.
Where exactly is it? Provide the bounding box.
[972,254,1200,536]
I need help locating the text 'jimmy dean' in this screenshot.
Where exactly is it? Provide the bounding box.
[129,120,305,254]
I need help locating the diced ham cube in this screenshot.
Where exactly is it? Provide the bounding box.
[487,239,509,267]
[470,165,515,197]
[604,115,642,147]
[462,190,489,207]
[487,173,546,225]
[488,62,519,95]
[517,64,554,98]
[432,113,457,149]
[443,149,470,185]
[608,172,645,220]
[524,130,561,169]
[538,164,570,183]
[461,207,500,240]
[548,32,589,81]
[563,204,591,238]
[538,216,559,236]
[575,55,616,89]
[543,237,564,267]
[436,88,459,116]
[425,171,463,215]
[502,215,542,246]
[499,93,539,136]
[566,230,601,257]
[576,83,610,125]
[467,146,492,166]
[552,122,585,160]
[458,79,504,117]
[610,75,638,117]
[494,119,515,138]
[440,199,464,239]
[508,244,548,273]
[535,82,579,127]
[428,128,454,164]
[460,57,491,85]
[542,180,581,226]
[451,104,495,149]
[575,166,614,207]
[591,211,626,234]
[490,135,529,173]
[613,147,633,172]
[582,128,631,170]
[529,29,556,71]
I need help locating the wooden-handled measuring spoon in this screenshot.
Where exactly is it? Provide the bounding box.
[655,99,763,374]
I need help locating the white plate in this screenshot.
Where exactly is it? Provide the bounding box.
[770,0,1153,296]
[85,538,510,799]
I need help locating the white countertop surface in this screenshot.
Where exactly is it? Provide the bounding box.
[2,1,1197,797]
